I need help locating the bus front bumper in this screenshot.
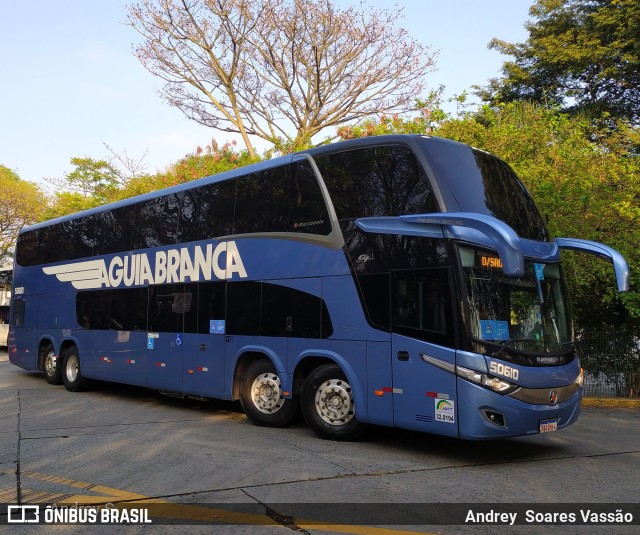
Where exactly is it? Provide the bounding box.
[456,378,582,440]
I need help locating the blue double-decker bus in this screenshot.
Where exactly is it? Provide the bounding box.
[9,135,629,440]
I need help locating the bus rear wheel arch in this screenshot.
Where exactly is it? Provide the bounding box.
[40,341,62,385]
[239,358,298,428]
[301,363,366,441]
[62,346,88,392]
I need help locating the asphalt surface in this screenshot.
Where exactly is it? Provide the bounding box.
[0,349,639,534]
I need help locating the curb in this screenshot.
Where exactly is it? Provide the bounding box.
[582,397,640,408]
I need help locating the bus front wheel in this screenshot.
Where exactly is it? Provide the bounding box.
[62,348,88,392]
[42,343,63,385]
[239,359,298,427]
[301,364,366,441]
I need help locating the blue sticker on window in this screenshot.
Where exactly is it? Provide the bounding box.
[210,320,225,335]
[479,320,509,341]
[534,263,545,281]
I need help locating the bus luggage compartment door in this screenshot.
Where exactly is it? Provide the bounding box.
[391,334,459,437]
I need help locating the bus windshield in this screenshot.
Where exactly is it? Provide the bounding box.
[458,245,573,355]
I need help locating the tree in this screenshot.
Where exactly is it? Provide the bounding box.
[44,157,120,219]
[112,138,261,200]
[104,143,150,184]
[0,165,46,265]
[481,0,640,124]
[127,0,436,154]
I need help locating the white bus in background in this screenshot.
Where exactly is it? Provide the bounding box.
[0,267,11,348]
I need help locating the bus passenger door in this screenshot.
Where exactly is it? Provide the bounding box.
[182,282,226,399]
[390,269,459,437]
[146,285,185,392]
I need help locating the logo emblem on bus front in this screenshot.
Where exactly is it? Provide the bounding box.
[549,390,558,406]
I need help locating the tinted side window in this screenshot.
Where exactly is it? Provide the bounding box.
[201,282,226,334]
[16,230,39,266]
[94,206,136,255]
[234,161,331,235]
[185,281,226,335]
[37,220,87,265]
[77,291,110,330]
[261,283,333,338]
[11,299,25,327]
[314,145,438,220]
[148,284,186,332]
[226,282,262,335]
[392,268,454,347]
[133,193,182,249]
[17,205,137,266]
[343,228,450,332]
[181,181,236,242]
[357,273,390,330]
[109,288,148,331]
[472,150,548,241]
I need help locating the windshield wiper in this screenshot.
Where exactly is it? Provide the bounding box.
[493,338,574,359]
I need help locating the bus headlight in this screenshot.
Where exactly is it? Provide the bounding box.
[456,365,517,394]
[420,354,517,394]
[575,367,584,387]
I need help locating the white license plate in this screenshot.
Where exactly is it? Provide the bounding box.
[539,419,558,433]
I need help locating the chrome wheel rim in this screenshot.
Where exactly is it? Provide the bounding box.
[251,372,284,414]
[66,354,79,383]
[44,351,57,377]
[314,378,355,425]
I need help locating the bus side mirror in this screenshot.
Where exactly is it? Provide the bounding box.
[555,238,630,292]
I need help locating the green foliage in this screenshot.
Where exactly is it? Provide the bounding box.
[482,0,640,124]
[337,89,458,140]
[64,157,119,201]
[165,140,261,186]
[111,140,262,202]
[42,192,101,221]
[44,157,120,219]
[0,164,21,183]
[0,166,45,265]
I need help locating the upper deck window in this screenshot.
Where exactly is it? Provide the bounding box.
[313,144,438,221]
[421,140,549,242]
[233,160,332,236]
[15,160,332,267]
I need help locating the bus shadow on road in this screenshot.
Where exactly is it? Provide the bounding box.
[360,423,574,465]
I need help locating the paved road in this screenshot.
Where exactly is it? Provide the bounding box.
[1,350,639,534]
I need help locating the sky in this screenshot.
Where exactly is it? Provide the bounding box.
[0,1,533,190]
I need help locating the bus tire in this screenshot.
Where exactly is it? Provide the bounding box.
[239,359,297,427]
[62,347,88,392]
[301,364,366,441]
[42,343,63,385]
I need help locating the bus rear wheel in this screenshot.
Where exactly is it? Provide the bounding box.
[42,343,62,385]
[239,359,297,427]
[62,347,88,392]
[301,364,366,441]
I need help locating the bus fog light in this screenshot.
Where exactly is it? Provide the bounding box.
[482,409,506,427]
